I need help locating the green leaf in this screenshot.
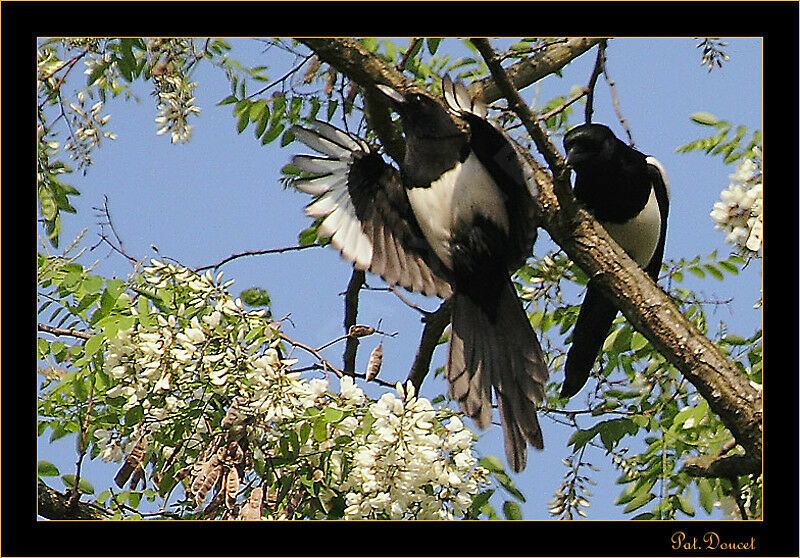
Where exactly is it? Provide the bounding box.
[469,489,494,513]
[237,110,250,134]
[494,471,526,503]
[427,38,443,55]
[479,455,505,473]
[254,108,270,138]
[312,418,328,443]
[688,266,705,279]
[704,264,724,281]
[61,474,95,495]
[249,99,268,121]
[323,407,344,423]
[568,428,597,450]
[597,418,639,451]
[261,122,284,145]
[630,332,649,351]
[326,100,338,121]
[697,478,714,513]
[38,461,60,477]
[83,333,105,358]
[675,494,695,517]
[502,500,522,520]
[623,491,654,513]
[217,95,239,106]
[240,287,271,308]
[690,112,719,126]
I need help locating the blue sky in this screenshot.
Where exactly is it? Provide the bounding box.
[38,38,762,520]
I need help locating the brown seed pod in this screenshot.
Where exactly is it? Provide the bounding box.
[225,467,240,510]
[348,324,376,338]
[238,487,263,520]
[366,342,383,381]
[114,437,148,488]
[191,452,222,508]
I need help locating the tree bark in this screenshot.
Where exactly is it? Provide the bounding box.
[38,479,107,520]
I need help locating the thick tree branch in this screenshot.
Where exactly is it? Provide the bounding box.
[683,453,761,479]
[470,38,607,103]
[406,298,453,391]
[342,269,365,373]
[38,479,108,520]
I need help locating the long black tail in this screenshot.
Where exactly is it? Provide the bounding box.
[561,278,619,399]
[447,275,548,473]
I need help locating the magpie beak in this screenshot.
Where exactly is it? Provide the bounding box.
[289,78,547,472]
[561,123,670,399]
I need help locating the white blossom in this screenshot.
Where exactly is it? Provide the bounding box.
[710,154,763,254]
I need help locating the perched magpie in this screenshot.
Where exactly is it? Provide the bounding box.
[289,78,548,472]
[561,123,670,399]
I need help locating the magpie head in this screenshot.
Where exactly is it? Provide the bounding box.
[375,84,463,141]
[563,123,619,171]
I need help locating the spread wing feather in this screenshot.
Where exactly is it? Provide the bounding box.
[291,121,452,298]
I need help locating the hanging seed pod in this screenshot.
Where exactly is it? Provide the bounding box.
[129,466,146,491]
[114,437,148,488]
[348,324,375,338]
[264,486,279,510]
[366,342,383,381]
[303,55,322,84]
[238,487,263,520]
[191,451,223,508]
[225,466,240,510]
[221,397,243,430]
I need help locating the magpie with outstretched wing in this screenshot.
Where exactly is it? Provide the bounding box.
[561,123,670,399]
[289,77,547,472]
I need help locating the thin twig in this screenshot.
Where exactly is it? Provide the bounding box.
[397,38,422,71]
[38,323,92,340]
[69,382,95,508]
[92,196,139,265]
[342,270,365,373]
[389,285,431,316]
[602,57,635,147]
[193,244,320,273]
[279,331,396,388]
[247,53,315,100]
[538,88,588,123]
[279,332,344,378]
[584,40,607,124]
[38,46,93,110]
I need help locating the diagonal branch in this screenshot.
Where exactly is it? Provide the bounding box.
[469,38,607,104]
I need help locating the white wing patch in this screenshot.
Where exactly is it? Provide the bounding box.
[292,128,373,271]
[601,187,661,267]
[645,156,670,200]
[291,120,452,298]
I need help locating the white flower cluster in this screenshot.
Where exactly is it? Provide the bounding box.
[93,260,486,519]
[154,74,201,144]
[339,382,488,520]
[710,153,763,253]
[96,260,282,461]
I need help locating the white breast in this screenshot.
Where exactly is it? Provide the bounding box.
[406,153,509,268]
[601,186,661,266]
